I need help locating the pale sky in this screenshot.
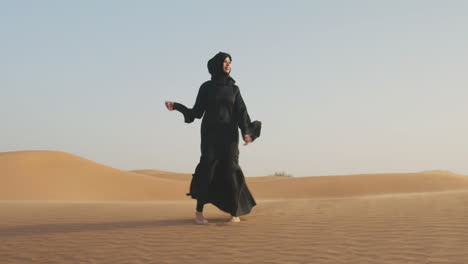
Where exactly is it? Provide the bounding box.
[2,1,468,176]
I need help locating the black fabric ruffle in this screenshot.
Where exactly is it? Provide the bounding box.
[185,159,256,217]
[172,102,193,123]
[249,120,262,142]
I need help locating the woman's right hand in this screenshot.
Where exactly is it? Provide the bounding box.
[165,101,174,111]
[243,134,252,145]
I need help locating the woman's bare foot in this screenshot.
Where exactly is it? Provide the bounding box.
[195,212,208,225]
[229,216,241,223]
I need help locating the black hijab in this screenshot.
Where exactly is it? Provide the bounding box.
[207,52,235,85]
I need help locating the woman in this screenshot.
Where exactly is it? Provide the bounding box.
[165,51,261,224]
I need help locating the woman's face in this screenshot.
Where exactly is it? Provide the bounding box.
[223,57,231,74]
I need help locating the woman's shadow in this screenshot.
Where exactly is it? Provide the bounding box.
[0,218,232,237]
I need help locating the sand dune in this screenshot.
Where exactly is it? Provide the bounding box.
[0,150,188,200]
[131,169,468,199]
[2,150,468,201]
[249,171,468,199]
[130,169,191,181]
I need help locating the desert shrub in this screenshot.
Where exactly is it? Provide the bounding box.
[269,171,293,177]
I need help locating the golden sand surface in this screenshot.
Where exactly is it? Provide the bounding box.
[1,151,468,263]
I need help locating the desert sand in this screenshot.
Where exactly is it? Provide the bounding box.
[1,150,468,263]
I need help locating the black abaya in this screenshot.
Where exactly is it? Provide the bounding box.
[173,52,261,217]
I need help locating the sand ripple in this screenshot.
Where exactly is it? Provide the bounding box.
[1,191,468,263]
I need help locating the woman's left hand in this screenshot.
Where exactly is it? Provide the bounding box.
[243,134,252,145]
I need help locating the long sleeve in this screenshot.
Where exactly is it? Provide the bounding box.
[234,88,262,141]
[173,84,207,123]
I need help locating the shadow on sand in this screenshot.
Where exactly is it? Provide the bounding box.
[0,217,235,237]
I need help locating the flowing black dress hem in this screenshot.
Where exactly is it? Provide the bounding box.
[183,160,257,217]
